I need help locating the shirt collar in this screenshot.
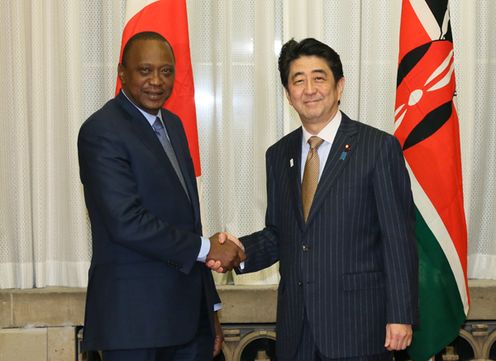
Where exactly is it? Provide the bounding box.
[302,110,342,146]
[121,90,161,127]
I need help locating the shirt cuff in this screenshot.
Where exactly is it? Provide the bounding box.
[214,303,222,311]
[197,236,211,262]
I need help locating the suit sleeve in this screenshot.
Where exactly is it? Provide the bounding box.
[373,135,419,325]
[238,148,280,274]
[78,118,201,274]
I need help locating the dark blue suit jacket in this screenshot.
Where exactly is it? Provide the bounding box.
[78,92,219,351]
[240,113,418,359]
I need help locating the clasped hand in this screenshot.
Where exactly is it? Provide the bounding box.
[206,232,245,273]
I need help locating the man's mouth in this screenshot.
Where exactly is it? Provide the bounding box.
[304,98,322,104]
[145,91,165,100]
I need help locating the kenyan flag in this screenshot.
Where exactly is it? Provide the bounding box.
[394,1,469,360]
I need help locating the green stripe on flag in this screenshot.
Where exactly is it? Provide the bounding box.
[408,208,466,361]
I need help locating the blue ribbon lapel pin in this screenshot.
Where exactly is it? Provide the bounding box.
[339,144,351,161]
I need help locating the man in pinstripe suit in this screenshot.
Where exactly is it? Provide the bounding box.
[235,38,418,361]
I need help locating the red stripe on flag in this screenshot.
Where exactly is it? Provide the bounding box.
[116,0,201,176]
[398,0,431,62]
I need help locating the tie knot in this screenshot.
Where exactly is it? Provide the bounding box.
[153,117,164,131]
[308,136,324,150]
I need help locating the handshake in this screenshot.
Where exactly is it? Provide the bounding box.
[206,232,245,273]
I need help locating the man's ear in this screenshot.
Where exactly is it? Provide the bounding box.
[337,77,345,100]
[118,63,126,85]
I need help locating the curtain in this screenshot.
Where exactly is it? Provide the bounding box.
[0,0,494,288]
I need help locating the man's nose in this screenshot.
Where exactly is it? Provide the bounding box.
[149,71,162,85]
[304,80,316,94]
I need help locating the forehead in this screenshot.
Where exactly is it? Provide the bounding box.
[126,39,174,63]
[289,55,331,75]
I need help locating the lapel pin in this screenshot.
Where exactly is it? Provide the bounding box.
[290,158,294,167]
[340,144,351,161]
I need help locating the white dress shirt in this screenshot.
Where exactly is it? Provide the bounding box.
[301,110,342,182]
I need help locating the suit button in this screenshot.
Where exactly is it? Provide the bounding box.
[302,244,310,251]
[297,281,303,286]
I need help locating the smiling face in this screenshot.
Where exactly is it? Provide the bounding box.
[286,55,344,133]
[118,38,175,115]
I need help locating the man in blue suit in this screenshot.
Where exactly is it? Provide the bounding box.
[78,32,245,361]
[232,38,418,360]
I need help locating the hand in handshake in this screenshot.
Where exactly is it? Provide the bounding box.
[207,232,245,273]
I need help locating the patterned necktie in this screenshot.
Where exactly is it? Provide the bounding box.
[152,117,190,201]
[302,136,324,222]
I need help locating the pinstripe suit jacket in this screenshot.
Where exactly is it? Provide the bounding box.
[240,113,418,359]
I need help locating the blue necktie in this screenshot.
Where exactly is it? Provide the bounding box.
[152,117,190,201]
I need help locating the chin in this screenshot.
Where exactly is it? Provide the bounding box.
[304,111,323,120]
[146,101,166,110]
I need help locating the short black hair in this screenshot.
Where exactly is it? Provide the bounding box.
[278,38,344,89]
[120,31,174,66]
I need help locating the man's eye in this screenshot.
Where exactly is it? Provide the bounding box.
[294,79,304,85]
[315,76,325,81]
[139,68,150,74]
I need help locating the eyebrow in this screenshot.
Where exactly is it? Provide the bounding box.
[291,68,327,79]
[137,63,173,68]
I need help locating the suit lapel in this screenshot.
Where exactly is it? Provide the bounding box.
[286,128,305,231]
[305,114,358,226]
[162,109,201,224]
[116,93,193,205]
[116,93,171,166]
